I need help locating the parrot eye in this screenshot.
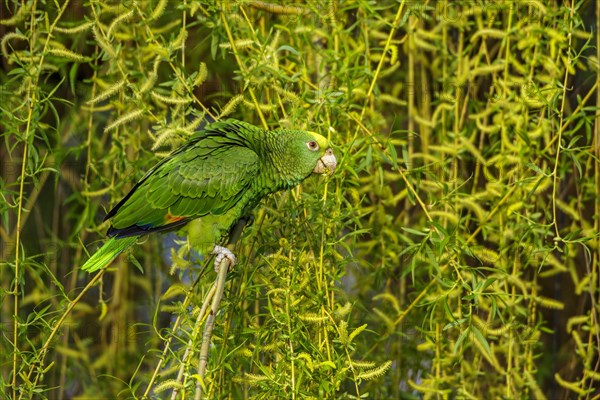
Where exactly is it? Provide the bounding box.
[306,140,319,151]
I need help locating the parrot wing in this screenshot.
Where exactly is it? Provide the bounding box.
[105,123,261,237]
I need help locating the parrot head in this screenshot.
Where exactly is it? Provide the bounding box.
[308,132,337,176]
[272,129,337,183]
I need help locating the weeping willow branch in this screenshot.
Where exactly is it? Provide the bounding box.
[194,217,248,399]
[169,282,218,400]
[19,269,105,400]
[194,247,232,400]
[148,218,248,400]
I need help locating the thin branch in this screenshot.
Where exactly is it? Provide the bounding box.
[194,251,231,400]
[169,283,217,400]
[19,269,105,400]
[195,218,248,399]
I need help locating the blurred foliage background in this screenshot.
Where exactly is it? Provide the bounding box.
[1,0,599,398]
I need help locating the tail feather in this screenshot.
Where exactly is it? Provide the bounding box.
[81,236,138,272]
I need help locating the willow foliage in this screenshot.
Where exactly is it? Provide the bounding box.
[0,1,598,399]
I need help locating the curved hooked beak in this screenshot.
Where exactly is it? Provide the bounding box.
[313,148,337,175]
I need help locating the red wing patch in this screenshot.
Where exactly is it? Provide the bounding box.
[165,212,186,224]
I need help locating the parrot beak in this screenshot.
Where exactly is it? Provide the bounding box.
[313,148,337,175]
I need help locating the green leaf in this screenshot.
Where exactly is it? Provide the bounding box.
[128,253,144,274]
[401,226,428,236]
[471,325,492,360]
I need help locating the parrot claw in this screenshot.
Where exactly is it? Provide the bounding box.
[212,245,237,273]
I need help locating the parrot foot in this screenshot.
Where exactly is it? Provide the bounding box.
[212,245,237,273]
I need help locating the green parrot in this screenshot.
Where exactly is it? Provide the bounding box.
[81,119,337,272]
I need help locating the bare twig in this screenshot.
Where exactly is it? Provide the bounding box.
[160,218,248,399]
[169,283,217,400]
[143,265,209,398]
[194,250,231,399]
[195,218,248,399]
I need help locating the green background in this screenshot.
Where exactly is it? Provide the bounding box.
[1,1,599,398]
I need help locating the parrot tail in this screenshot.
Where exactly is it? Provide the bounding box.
[81,236,138,272]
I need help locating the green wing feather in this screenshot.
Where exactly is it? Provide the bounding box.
[109,140,259,231]
[81,120,264,273]
[106,119,262,236]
